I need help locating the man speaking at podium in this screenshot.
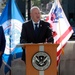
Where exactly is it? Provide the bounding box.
[20,6,54,62]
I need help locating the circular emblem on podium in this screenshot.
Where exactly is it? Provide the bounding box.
[32,51,51,71]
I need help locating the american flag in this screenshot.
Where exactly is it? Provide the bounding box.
[46,0,73,66]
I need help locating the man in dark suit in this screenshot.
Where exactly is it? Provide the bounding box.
[0,26,6,68]
[20,6,54,61]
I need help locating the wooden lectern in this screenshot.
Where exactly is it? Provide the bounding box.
[20,43,58,75]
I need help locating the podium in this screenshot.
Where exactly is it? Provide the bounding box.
[19,43,58,75]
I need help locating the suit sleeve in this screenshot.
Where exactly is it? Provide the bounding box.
[0,26,6,53]
[20,23,27,43]
[46,23,54,43]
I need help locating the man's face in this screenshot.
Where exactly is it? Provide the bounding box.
[30,8,41,22]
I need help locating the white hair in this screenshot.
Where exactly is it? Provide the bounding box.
[30,6,40,13]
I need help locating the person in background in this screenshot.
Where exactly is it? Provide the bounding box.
[0,26,6,68]
[20,6,54,62]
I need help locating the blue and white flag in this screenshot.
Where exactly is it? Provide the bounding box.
[0,0,24,74]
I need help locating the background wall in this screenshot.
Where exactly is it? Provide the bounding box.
[58,41,75,75]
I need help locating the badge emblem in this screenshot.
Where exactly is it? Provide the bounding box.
[32,51,51,71]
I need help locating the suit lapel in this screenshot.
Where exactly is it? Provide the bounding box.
[28,20,44,41]
[28,21,35,39]
[38,21,43,38]
[29,20,38,41]
[29,21,34,34]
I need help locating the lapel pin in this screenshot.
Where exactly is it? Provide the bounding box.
[40,25,42,27]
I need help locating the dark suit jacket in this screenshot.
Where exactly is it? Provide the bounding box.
[20,20,54,61]
[0,26,6,68]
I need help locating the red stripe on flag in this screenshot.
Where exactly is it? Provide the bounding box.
[55,26,73,44]
[57,49,62,56]
[46,16,49,21]
[57,55,60,66]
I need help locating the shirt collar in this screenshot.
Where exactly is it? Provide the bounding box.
[33,21,40,25]
[32,20,40,28]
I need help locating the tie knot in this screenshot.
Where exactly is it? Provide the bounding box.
[35,23,38,26]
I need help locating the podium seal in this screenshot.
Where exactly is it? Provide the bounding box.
[32,51,51,71]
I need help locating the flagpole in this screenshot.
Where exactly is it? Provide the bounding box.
[9,30,11,75]
[54,0,59,5]
[9,71,11,75]
[58,19,61,75]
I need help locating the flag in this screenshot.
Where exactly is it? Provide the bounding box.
[46,0,73,66]
[0,0,24,74]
